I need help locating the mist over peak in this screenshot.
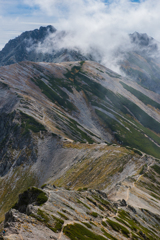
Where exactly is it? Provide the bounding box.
[0,25,160,93]
[129,31,159,54]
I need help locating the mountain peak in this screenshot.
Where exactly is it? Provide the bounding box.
[129,31,154,46]
[0,25,57,66]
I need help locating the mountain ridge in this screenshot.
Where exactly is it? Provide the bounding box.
[1,25,160,94]
[0,26,160,239]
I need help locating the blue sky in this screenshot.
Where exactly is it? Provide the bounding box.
[0,0,159,50]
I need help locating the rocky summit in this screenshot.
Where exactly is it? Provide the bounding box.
[0,26,160,240]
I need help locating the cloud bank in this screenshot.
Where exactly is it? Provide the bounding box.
[1,0,160,72]
[24,0,160,71]
[23,0,160,40]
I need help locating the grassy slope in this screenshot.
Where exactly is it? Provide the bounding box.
[53,144,140,190]
[136,161,160,201]
[0,166,38,222]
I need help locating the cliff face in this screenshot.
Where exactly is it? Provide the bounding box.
[0,26,87,67]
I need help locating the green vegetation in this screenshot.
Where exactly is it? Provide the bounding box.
[106,71,121,78]
[30,187,48,206]
[102,221,107,227]
[117,209,160,240]
[98,204,105,211]
[86,197,97,206]
[37,209,50,222]
[91,80,160,134]
[151,164,160,175]
[96,68,104,73]
[115,217,133,230]
[13,187,48,210]
[131,118,160,146]
[107,219,130,238]
[53,145,135,193]
[41,184,47,189]
[32,62,160,155]
[82,222,92,229]
[93,97,160,147]
[63,203,74,210]
[63,223,107,240]
[80,61,85,66]
[76,199,91,209]
[95,109,160,158]
[120,81,160,110]
[20,111,46,134]
[101,228,118,240]
[117,209,138,231]
[32,209,64,233]
[0,166,38,222]
[139,165,146,175]
[116,94,160,134]
[133,149,142,156]
[90,212,98,218]
[51,215,64,232]
[92,195,114,212]
[31,77,77,112]
[64,65,115,101]
[66,117,94,144]
[57,211,69,220]
[32,74,96,143]
[0,82,9,89]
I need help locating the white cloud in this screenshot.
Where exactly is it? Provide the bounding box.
[22,0,160,41]
[24,0,160,71]
[1,0,160,72]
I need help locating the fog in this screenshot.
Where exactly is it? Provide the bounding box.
[25,0,160,72]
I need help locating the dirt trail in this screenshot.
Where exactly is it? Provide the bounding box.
[126,187,130,202]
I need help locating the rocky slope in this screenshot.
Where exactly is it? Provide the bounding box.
[1,185,160,240]
[0,60,160,237]
[1,60,160,156]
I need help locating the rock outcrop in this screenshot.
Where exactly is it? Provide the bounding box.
[1,186,160,240]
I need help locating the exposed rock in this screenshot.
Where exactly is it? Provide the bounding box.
[119,199,127,207]
[13,187,48,213]
[128,205,137,214]
[1,187,160,240]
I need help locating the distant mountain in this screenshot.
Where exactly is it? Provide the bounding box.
[130,31,158,50]
[1,26,160,94]
[0,25,87,66]
[120,32,160,94]
[0,25,57,65]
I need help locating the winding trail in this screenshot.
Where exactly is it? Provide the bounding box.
[19,226,24,240]
[125,156,154,204]
[126,187,130,202]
